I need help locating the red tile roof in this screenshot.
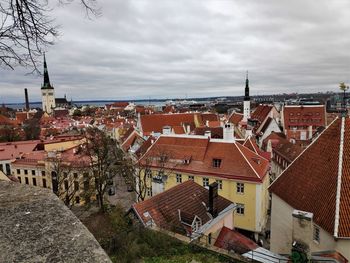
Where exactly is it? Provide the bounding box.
[270,117,350,237]
[214,226,258,253]
[12,151,46,167]
[283,105,326,129]
[133,180,233,233]
[140,113,219,136]
[228,112,243,125]
[0,114,14,126]
[251,105,273,124]
[193,127,223,139]
[140,135,269,182]
[140,113,197,135]
[0,140,40,161]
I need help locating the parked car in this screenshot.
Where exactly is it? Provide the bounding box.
[108,187,115,196]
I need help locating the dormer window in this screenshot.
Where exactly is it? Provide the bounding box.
[212,158,222,168]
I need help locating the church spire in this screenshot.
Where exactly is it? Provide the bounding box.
[42,53,53,89]
[244,70,250,101]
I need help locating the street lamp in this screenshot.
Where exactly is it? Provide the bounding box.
[339,82,349,116]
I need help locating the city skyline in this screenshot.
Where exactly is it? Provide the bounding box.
[1,0,350,103]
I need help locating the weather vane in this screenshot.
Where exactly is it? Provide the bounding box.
[339,82,349,116]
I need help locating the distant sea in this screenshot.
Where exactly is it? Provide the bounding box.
[5,100,167,110]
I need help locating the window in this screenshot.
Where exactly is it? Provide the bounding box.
[17,169,20,174]
[216,180,222,190]
[74,181,79,191]
[64,172,68,179]
[41,171,46,176]
[24,169,28,175]
[32,178,37,186]
[237,203,245,215]
[237,183,244,194]
[212,158,222,168]
[147,187,152,197]
[0,164,3,171]
[43,178,47,188]
[25,177,29,184]
[208,233,212,245]
[75,196,80,204]
[145,169,152,179]
[176,174,182,183]
[32,170,35,176]
[203,177,209,187]
[73,173,78,179]
[313,225,320,243]
[18,177,21,183]
[188,175,194,181]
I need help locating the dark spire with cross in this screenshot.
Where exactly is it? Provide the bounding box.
[42,53,53,89]
[244,71,250,101]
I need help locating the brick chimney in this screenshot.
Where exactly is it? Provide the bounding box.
[208,182,218,218]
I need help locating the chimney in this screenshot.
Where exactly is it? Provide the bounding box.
[208,182,218,218]
[223,123,235,142]
[308,125,313,140]
[162,126,171,135]
[204,130,211,138]
[24,88,29,111]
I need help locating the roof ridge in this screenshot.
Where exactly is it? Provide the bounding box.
[234,142,261,179]
[270,116,340,190]
[334,116,346,238]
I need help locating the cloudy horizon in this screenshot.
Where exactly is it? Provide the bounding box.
[1,0,350,103]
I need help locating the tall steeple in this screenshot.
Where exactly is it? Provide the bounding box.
[41,53,56,114]
[42,53,53,89]
[244,71,250,101]
[243,71,251,121]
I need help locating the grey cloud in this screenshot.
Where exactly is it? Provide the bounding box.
[1,0,350,103]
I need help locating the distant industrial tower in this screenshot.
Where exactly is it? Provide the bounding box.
[41,54,55,114]
[243,71,251,121]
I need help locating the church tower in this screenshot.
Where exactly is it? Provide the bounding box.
[243,71,251,121]
[41,54,55,114]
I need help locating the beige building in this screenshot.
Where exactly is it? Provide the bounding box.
[270,117,350,261]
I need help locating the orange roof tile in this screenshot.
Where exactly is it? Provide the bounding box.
[251,105,273,124]
[228,112,243,125]
[270,117,350,237]
[214,226,258,252]
[133,180,233,233]
[283,105,326,129]
[141,135,269,182]
[141,113,197,135]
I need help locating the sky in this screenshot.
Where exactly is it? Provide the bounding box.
[1,0,350,103]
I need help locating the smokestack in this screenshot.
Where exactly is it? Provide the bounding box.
[209,182,218,218]
[24,88,29,111]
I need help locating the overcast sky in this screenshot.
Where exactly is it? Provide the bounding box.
[1,0,350,103]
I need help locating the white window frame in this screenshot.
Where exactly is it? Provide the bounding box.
[203,177,209,187]
[176,173,182,183]
[237,182,244,194]
[236,203,245,215]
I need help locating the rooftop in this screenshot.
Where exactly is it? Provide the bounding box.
[270,117,350,237]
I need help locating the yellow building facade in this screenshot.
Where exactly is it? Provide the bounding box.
[139,134,271,235]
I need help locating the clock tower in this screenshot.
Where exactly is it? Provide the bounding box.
[41,54,55,114]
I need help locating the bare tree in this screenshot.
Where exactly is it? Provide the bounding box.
[0,0,100,71]
[48,150,92,208]
[118,149,175,202]
[83,127,121,211]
